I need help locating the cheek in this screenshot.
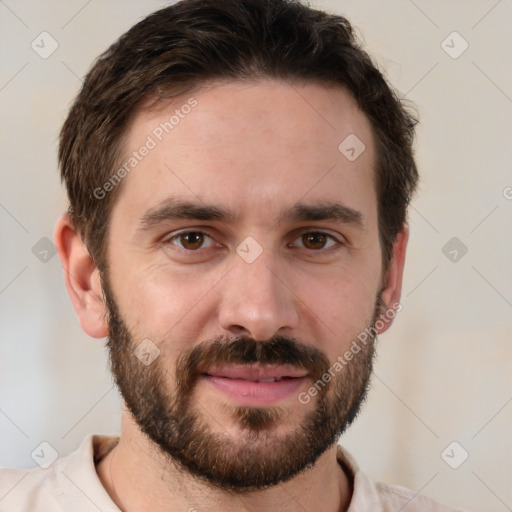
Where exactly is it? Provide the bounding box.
[317,281,376,328]
[293,261,380,352]
[111,261,220,345]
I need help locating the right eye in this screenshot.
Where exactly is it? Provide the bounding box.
[166,231,215,251]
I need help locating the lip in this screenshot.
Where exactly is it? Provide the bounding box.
[205,364,308,381]
[202,375,307,406]
[201,365,309,407]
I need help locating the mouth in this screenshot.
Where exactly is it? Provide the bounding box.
[200,364,309,406]
[205,363,308,380]
[216,376,294,383]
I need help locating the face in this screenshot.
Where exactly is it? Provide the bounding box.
[102,80,389,490]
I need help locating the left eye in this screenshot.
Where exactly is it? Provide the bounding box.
[291,232,339,250]
[168,231,215,250]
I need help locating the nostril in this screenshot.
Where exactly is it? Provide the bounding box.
[226,325,250,337]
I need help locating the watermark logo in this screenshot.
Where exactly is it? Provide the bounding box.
[441,31,469,59]
[134,338,161,366]
[442,236,468,263]
[31,31,59,59]
[298,301,402,404]
[441,441,469,469]
[338,134,366,162]
[236,236,263,263]
[32,237,57,263]
[31,441,59,469]
[93,97,198,200]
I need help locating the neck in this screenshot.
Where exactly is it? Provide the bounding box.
[96,413,352,512]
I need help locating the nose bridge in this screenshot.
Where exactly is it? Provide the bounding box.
[218,244,299,340]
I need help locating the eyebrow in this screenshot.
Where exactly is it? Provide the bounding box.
[278,201,364,228]
[138,199,236,230]
[137,198,365,231]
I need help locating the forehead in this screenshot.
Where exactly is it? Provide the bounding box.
[113,79,377,230]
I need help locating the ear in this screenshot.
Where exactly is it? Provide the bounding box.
[54,213,109,338]
[375,223,409,335]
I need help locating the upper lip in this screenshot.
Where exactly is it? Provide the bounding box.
[205,364,308,380]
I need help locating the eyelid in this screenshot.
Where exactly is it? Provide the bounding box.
[292,226,344,240]
[162,227,214,240]
[163,229,216,250]
[289,229,344,249]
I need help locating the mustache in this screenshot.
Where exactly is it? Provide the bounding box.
[176,335,331,395]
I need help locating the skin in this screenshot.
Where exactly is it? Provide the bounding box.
[55,80,409,512]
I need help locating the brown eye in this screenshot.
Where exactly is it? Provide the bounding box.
[291,231,339,250]
[170,231,213,250]
[302,232,327,249]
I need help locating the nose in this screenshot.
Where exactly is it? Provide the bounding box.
[218,248,300,341]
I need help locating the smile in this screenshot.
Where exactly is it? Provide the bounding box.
[201,365,308,406]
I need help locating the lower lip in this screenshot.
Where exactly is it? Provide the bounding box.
[202,375,307,406]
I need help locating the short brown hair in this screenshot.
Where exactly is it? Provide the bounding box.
[59,0,418,271]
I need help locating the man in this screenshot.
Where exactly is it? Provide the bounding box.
[0,0,465,510]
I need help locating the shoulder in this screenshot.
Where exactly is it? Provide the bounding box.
[0,434,120,512]
[336,444,467,512]
[0,462,62,510]
[374,480,465,511]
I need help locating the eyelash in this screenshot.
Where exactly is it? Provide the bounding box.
[164,229,343,252]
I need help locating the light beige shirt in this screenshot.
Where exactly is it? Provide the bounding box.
[0,434,465,511]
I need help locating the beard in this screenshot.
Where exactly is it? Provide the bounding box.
[101,272,382,492]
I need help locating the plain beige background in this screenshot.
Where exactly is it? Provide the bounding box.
[1,1,511,510]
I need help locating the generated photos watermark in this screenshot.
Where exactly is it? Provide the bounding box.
[93,97,198,200]
[298,301,403,405]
